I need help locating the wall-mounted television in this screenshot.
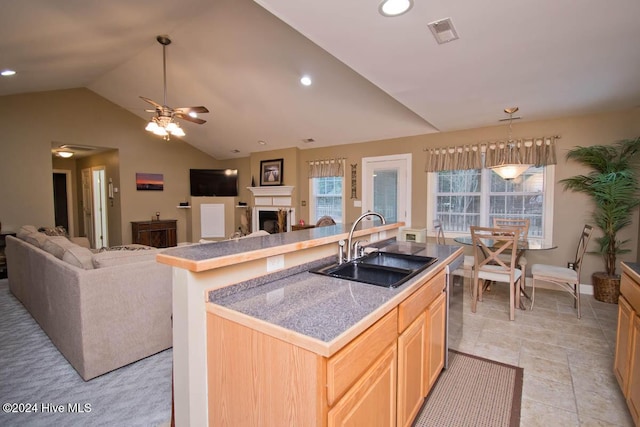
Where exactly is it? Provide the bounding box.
[190,169,239,197]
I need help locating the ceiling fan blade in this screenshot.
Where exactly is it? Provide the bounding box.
[175,113,207,125]
[174,106,209,115]
[140,96,163,109]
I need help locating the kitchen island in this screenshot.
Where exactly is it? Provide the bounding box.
[157,222,463,426]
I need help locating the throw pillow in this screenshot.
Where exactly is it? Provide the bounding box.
[97,244,153,252]
[38,226,69,237]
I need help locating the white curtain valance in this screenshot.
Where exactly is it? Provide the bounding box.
[308,158,345,178]
[425,136,558,172]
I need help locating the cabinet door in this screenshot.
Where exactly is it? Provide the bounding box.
[328,344,397,427]
[425,292,446,394]
[397,313,426,427]
[627,315,640,424]
[615,296,633,393]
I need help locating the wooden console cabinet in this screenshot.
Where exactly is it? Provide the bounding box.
[615,263,640,425]
[131,220,177,248]
[207,267,447,426]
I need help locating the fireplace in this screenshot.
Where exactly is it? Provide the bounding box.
[254,207,294,233]
[259,210,279,234]
[248,186,295,233]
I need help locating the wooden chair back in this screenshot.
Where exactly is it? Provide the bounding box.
[470,226,521,274]
[493,218,530,239]
[433,219,446,245]
[573,224,593,275]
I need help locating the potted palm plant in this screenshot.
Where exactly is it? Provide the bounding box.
[560,137,640,303]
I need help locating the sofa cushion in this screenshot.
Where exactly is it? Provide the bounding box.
[24,232,49,248]
[92,248,159,268]
[62,246,95,270]
[17,225,38,240]
[42,236,75,259]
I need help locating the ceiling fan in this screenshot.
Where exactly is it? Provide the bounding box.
[141,35,209,140]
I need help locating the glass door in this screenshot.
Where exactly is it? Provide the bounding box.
[362,154,411,226]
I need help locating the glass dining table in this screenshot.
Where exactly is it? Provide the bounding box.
[453,236,557,308]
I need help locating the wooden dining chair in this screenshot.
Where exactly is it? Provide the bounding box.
[433,220,474,292]
[493,218,530,277]
[470,226,523,321]
[531,224,593,318]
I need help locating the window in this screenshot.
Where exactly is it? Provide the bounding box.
[429,166,554,241]
[309,176,344,224]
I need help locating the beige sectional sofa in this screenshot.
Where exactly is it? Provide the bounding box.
[5,226,172,381]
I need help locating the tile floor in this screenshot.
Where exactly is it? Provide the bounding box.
[453,280,634,426]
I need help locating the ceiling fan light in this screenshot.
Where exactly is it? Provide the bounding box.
[145,121,158,132]
[165,121,179,132]
[153,127,168,136]
[171,126,185,137]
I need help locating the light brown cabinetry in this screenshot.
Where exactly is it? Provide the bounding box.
[397,312,426,427]
[615,267,640,425]
[328,343,398,427]
[396,269,446,427]
[207,267,447,426]
[131,220,177,248]
[426,292,446,390]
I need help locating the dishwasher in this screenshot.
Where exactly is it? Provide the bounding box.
[445,253,464,369]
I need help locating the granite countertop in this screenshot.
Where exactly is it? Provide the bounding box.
[208,241,463,351]
[157,222,402,272]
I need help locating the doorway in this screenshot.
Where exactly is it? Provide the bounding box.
[81,166,109,248]
[362,154,412,226]
[52,170,74,236]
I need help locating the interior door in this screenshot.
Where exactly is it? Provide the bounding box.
[92,167,108,248]
[362,154,412,226]
[81,168,94,247]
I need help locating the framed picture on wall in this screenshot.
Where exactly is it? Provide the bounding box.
[260,159,283,186]
[136,172,164,191]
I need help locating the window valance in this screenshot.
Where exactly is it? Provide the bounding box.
[308,158,345,178]
[425,136,558,172]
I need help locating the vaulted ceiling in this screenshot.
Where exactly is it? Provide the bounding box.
[2,0,639,159]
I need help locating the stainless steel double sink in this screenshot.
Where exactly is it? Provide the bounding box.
[310,251,437,288]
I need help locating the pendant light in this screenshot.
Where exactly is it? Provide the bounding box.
[489,107,531,180]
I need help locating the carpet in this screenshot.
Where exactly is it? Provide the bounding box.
[413,350,523,427]
[0,279,172,427]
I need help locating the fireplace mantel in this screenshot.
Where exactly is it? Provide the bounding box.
[247,186,294,197]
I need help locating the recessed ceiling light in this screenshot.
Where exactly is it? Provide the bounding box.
[300,75,312,86]
[188,112,198,118]
[1,69,16,77]
[258,140,267,145]
[379,0,413,17]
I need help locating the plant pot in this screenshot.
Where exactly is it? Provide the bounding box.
[592,272,621,304]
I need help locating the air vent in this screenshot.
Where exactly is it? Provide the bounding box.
[302,138,315,143]
[427,18,459,44]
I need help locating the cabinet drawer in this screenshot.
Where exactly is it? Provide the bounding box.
[622,272,640,313]
[327,309,398,406]
[398,270,445,333]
